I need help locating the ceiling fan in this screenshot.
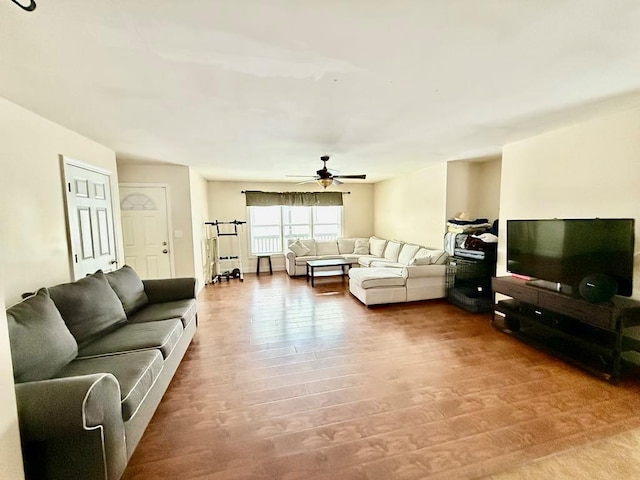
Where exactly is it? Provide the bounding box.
[287,156,366,188]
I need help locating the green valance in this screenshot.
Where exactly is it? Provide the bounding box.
[244,191,343,207]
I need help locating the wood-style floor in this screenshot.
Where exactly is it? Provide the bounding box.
[122,273,640,480]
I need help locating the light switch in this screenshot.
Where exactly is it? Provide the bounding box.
[174,230,183,238]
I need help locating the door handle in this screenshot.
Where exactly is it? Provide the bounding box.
[162,249,168,254]
[109,259,117,265]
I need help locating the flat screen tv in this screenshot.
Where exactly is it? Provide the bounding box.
[507,218,635,297]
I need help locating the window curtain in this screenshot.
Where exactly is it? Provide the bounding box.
[244,191,343,207]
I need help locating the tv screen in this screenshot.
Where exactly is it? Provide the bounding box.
[507,218,635,297]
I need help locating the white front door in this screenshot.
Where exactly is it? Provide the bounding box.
[119,185,172,279]
[63,158,118,279]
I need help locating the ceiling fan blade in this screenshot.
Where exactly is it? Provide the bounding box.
[333,174,366,180]
[333,178,343,185]
[286,175,316,178]
[296,179,318,185]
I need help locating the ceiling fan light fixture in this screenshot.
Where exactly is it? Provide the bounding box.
[317,177,333,188]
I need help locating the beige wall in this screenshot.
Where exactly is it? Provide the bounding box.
[373,162,448,248]
[472,159,502,222]
[446,158,502,222]
[207,181,374,273]
[117,164,196,278]
[500,107,640,300]
[0,275,24,480]
[1,97,122,478]
[0,98,122,305]
[189,170,209,290]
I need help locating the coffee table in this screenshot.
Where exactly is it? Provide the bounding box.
[306,258,351,287]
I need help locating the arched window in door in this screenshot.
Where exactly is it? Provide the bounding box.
[121,193,156,211]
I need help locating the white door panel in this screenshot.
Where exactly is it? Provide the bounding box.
[63,158,118,279]
[119,186,171,279]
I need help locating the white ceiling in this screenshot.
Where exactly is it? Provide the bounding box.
[3,1,640,182]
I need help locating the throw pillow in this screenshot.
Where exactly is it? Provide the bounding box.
[429,249,449,265]
[337,238,356,255]
[49,270,128,347]
[383,241,403,262]
[410,249,432,265]
[105,265,149,316]
[369,236,387,257]
[289,240,310,257]
[397,244,421,265]
[7,288,78,383]
[353,238,370,255]
[410,248,448,266]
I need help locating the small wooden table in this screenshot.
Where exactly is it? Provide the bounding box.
[306,258,351,287]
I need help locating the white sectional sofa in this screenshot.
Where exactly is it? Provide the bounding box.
[285,236,449,306]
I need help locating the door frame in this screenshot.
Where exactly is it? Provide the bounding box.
[118,183,175,277]
[60,155,119,279]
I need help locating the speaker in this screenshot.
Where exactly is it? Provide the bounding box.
[578,274,617,303]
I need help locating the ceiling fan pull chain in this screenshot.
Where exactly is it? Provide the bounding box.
[10,0,36,11]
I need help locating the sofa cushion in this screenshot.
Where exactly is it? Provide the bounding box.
[49,270,128,347]
[370,261,404,268]
[397,244,421,265]
[294,255,322,265]
[341,254,369,264]
[349,267,406,289]
[105,265,149,316]
[369,237,387,257]
[7,288,78,383]
[337,238,356,254]
[353,239,370,255]
[77,318,183,360]
[358,256,381,267]
[316,241,339,256]
[410,248,448,266]
[289,240,311,257]
[55,350,164,421]
[129,299,197,328]
[383,241,403,262]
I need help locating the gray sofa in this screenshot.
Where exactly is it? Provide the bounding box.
[6,265,197,480]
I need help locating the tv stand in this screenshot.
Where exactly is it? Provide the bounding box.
[526,278,573,296]
[492,276,640,382]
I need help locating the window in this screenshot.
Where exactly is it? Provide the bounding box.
[249,206,342,254]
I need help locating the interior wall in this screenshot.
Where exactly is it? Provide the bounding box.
[373,162,448,248]
[189,169,209,290]
[0,97,122,477]
[206,181,374,273]
[0,98,122,305]
[0,274,24,480]
[446,158,502,222]
[117,163,195,278]
[500,107,640,300]
[474,158,502,222]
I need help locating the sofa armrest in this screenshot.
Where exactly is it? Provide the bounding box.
[16,374,127,480]
[404,264,447,278]
[143,277,197,303]
[285,250,296,276]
